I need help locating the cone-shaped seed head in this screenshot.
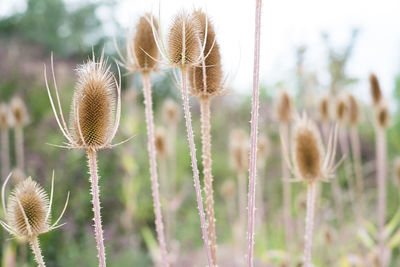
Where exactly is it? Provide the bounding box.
[133,14,159,72]
[229,129,249,172]
[189,10,223,97]
[162,99,180,125]
[10,97,28,128]
[347,94,359,125]
[319,96,330,121]
[276,90,292,122]
[7,177,49,239]
[370,73,382,106]
[376,103,389,129]
[0,103,13,130]
[155,127,167,157]
[335,98,347,124]
[292,117,324,182]
[168,11,201,66]
[71,57,116,149]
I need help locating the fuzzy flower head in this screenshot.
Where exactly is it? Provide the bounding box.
[10,96,29,128]
[45,52,122,151]
[0,103,13,130]
[319,96,330,122]
[369,73,382,106]
[281,113,340,183]
[0,173,69,241]
[375,103,389,129]
[335,97,348,125]
[276,89,292,123]
[347,93,360,125]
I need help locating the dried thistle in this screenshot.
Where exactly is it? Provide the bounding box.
[0,173,69,267]
[155,127,167,158]
[347,94,360,125]
[335,97,347,124]
[319,96,330,121]
[376,103,389,129]
[162,99,180,125]
[370,73,382,106]
[0,103,13,131]
[189,10,223,98]
[10,97,29,128]
[276,90,292,123]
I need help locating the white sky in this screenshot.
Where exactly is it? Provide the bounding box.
[2,0,400,104]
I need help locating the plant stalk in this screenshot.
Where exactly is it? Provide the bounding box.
[179,67,213,266]
[350,125,364,216]
[15,126,24,173]
[1,129,9,180]
[29,237,45,267]
[303,182,317,267]
[87,149,106,267]
[142,71,169,266]
[247,0,262,265]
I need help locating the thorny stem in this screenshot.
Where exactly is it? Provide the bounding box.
[247,0,262,265]
[376,127,387,267]
[200,97,217,265]
[142,71,169,267]
[238,170,247,242]
[29,237,46,267]
[350,126,365,216]
[1,129,10,181]
[15,126,24,173]
[179,67,214,267]
[87,149,106,267]
[303,182,317,267]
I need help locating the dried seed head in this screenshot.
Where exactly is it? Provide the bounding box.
[292,116,324,182]
[0,103,13,130]
[376,103,389,129]
[347,94,359,125]
[229,129,249,172]
[394,157,400,185]
[155,127,167,157]
[10,97,28,128]
[220,179,236,200]
[132,14,159,72]
[276,90,292,123]
[370,73,382,106]
[168,11,201,66]
[6,177,49,239]
[71,57,117,149]
[162,99,180,125]
[319,96,330,121]
[189,10,223,97]
[335,97,347,124]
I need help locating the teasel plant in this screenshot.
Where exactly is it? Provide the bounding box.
[0,103,12,181]
[280,112,340,267]
[145,9,215,265]
[114,13,170,265]
[187,9,226,265]
[276,89,294,251]
[44,51,123,267]
[0,172,69,267]
[346,93,365,216]
[10,96,29,174]
[370,73,389,266]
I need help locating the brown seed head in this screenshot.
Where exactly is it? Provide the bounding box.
[335,97,347,124]
[370,73,382,106]
[0,103,13,130]
[162,99,180,125]
[7,177,49,239]
[155,127,167,157]
[229,129,249,172]
[71,57,117,149]
[319,96,330,121]
[347,94,359,125]
[292,116,324,182]
[168,11,201,66]
[189,10,223,97]
[276,90,292,123]
[10,97,29,128]
[376,103,389,129]
[132,14,159,72]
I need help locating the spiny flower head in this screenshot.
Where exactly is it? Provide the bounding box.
[189,10,223,98]
[0,103,13,130]
[162,99,180,125]
[10,96,29,128]
[319,96,330,121]
[0,173,69,241]
[347,93,360,125]
[45,52,122,151]
[335,97,348,124]
[276,89,292,123]
[375,103,389,129]
[369,73,382,106]
[155,127,167,157]
[281,113,339,183]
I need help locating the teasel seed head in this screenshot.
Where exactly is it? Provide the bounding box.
[335,97,348,124]
[168,11,202,66]
[276,90,292,123]
[369,73,382,106]
[394,157,400,185]
[375,103,389,129]
[319,96,330,121]
[347,93,360,125]
[0,103,13,130]
[229,129,249,172]
[1,173,69,241]
[155,127,167,158]
[162,99,180,125]
[10,97,29,128]
[189,10,223,98]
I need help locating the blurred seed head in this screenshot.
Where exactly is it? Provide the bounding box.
[347,94,360,125]
[319,96,330,121]
[220,179,236,200]
[155,127,167,157]
[162,99,180,125]
[375,103,389,129]
[229,129,249,172]
[168,11,201,66]
[0,103,13,130]
[370,73,382,106]
[6,177,49,239]
[276,90,292,123]
[189,10,223,98]
[131,14,159,72]
[335,97,348,124]
[71,56,117,149]
[10,97,28,128]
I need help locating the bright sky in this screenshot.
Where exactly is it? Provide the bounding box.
[2,0,400,104]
